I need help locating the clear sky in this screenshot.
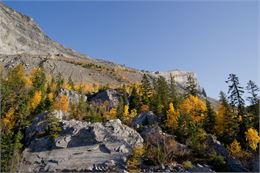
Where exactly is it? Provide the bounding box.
[4,1,259,99]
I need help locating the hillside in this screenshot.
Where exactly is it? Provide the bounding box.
[0,2,197,87]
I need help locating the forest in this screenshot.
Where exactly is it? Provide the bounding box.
[0,64,259,172]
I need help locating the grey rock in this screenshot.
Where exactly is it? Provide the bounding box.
[20,116,143,172]
[131,111,159,128]
[59,88,87,104]
[206,134,248,172]
[88,89,127,108]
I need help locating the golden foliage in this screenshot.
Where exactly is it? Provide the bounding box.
[245,128,260,151]
[54,95,69,113]
[30,91,42,110]
[179,95,206,123]
[123,105,129,118]
[215,104,226,135]
[23,75,32,88]
[129,109,138,118]
[63,83,72,90]
[127,145,144,172]
[1,108,15,130]
[140,104,149,113]
[104,108,117,120]
[228,139,242,157]
[166,102,179,129]
[47,92,54,102]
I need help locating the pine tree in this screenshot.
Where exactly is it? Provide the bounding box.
[129,86,140,110]
[117,96,125,120]
[140,74,153,105]
[246,80,259,105]
[226,74,245,115]
[201,88,207,97]
[203,99,216,134]
[246,80,259,129]
[226,74,246,146]
[185,74,198,96]
[169,74,179,107]
[217,91,238,144]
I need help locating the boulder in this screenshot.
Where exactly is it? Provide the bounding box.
[140,125,190,157]
[24,110,64,146]
[131,111,159,128]
[206,135,248,172]
[87,89,127,108]
[20,116,143,172]
[59,88,87,104]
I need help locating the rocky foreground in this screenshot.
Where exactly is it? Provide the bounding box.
[20,112,143,172]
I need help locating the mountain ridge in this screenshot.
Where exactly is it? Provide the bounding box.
[0,2,198,88]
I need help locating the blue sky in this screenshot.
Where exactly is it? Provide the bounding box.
[4,1,259,99]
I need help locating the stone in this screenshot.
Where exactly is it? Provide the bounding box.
[20,115,143,172]
[131,111,159,128]
[206,134,248,172]
[87,89,128,108]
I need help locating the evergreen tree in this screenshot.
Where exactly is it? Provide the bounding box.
[246,80,259,130]
[158,76,170,114]
[169,74,179,107]
[201,88,207,97]
[31,67,46,92]
[140,74,153,105]
[129,86,140,110]
[185,74,198,96]
[226,74,245,115]
[203,99,216,134]
[226,74,246,146]
[246,80,259,105]
[117,96,125,120]
[218,91,238,144]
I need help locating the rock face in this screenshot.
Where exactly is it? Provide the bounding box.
[59,89,87,104]
[152,70,199,88]
[0,2,86,58]
[20,112,143,172]
[206,135,248,172]
[131,111,159,128]
[88,89,127,108]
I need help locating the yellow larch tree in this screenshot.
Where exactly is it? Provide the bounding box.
[166,102,179,129]
[245,128,260,151]
[54,95,69,113]
[122,105,129,122]
[228,139,242,157]
[30,90,42,110]
[179,95,206,123]
[1,107,15,131]
[215,104,226,135]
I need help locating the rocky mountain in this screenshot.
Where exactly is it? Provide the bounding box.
[0,2,198,87]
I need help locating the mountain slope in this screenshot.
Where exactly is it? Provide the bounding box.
[0,2,198,87]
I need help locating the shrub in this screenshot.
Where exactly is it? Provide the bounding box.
[183,160,193,169]
[127,145,145,172]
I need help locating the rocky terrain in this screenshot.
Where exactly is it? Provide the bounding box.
[20,111,143,172]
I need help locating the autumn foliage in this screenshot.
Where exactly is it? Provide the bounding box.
[245,128,260,151]
[179,95,206,123]
[54,95,69,113]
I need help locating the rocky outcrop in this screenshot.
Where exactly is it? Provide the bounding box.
[140,125,190,157]
[20,112,143,172]
[88,89,127,108]
[152,70,199,88]
[131,111,159,128]
[206,135,248,172]
[59,88,87,104]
